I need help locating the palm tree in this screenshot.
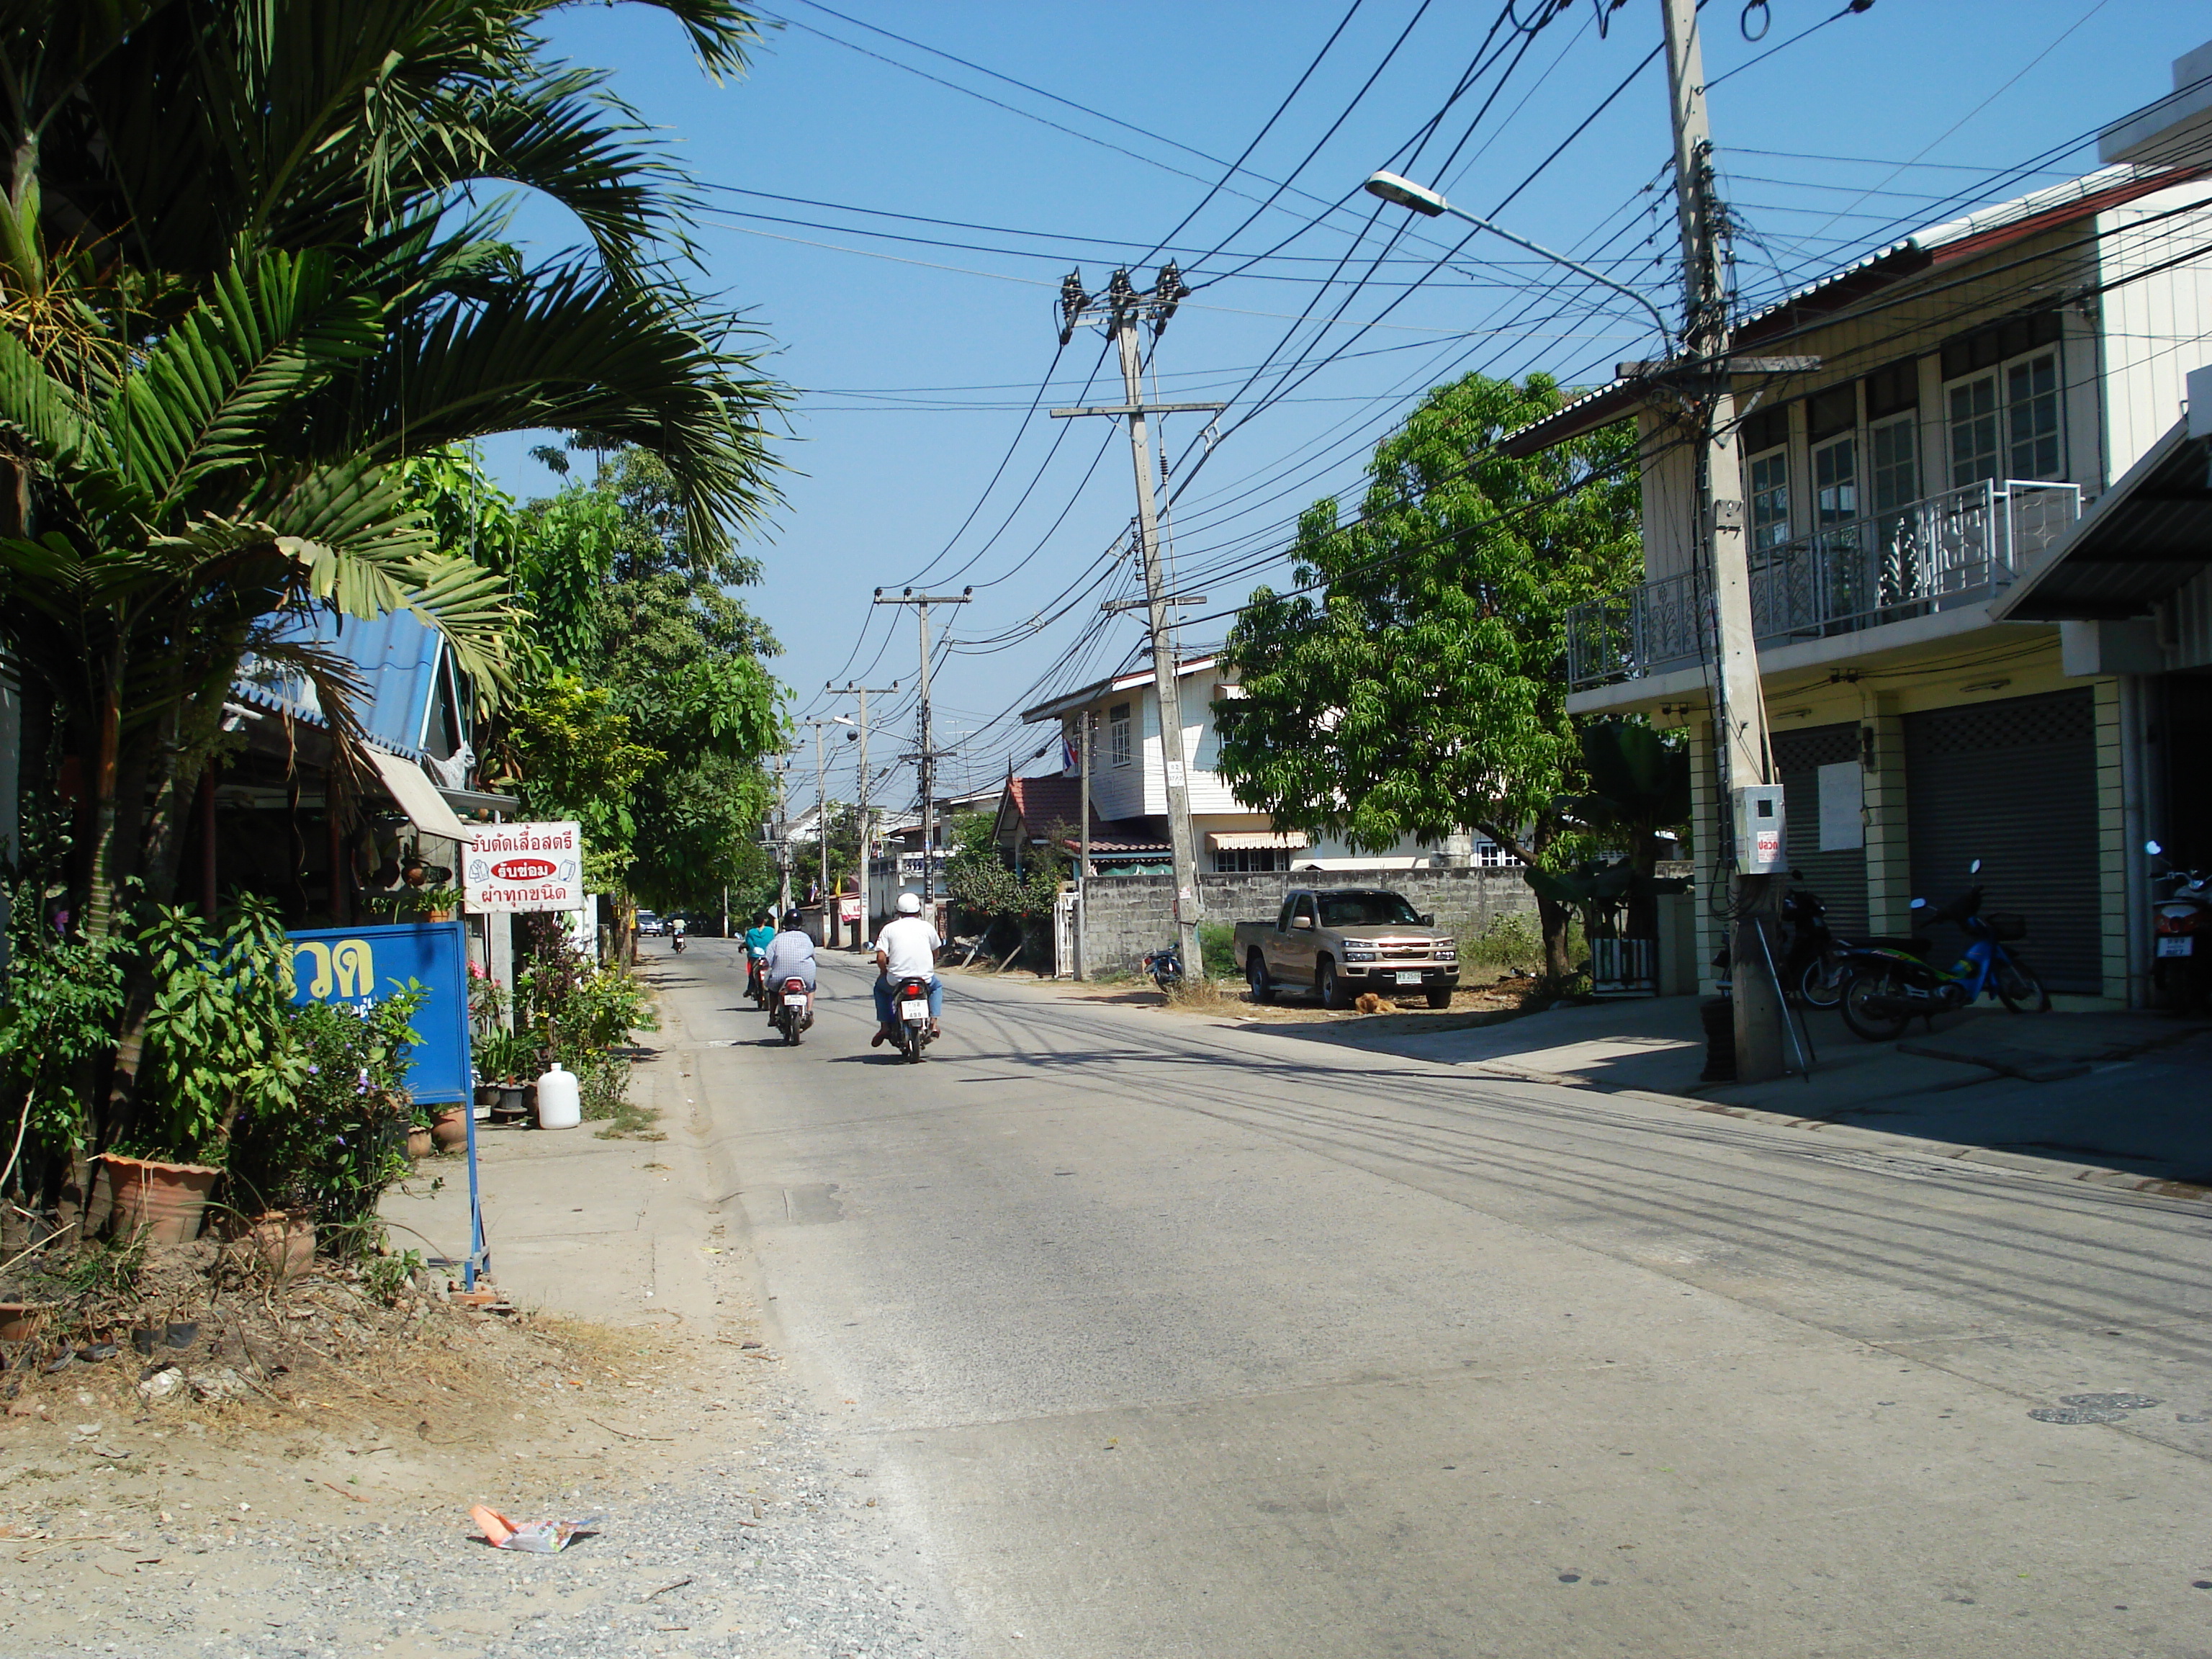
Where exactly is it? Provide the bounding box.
[0,1,784,934]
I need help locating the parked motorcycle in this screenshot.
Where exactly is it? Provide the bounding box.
[889,974,935,1063]
[771,976,813,1046]
[1838,860,2049,1041]
[1144,942,1184,994]
[1780,881,1844,1009]
[2146,840,2212,1011]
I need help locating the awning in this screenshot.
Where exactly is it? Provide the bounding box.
[1992,415,2212,622]
[369,749,474,843]
[1206,830,1310,851]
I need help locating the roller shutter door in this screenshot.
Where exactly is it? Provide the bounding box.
[1902,688,2100,993]
[1773,722,1869,937]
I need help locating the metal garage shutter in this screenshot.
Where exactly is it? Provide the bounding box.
[1902,688,2100,993]
[1773,722,1869,936]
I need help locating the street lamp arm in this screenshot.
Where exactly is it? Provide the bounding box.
[1363,170,1675,354]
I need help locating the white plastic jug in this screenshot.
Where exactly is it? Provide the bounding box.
[535,1062,581,1130]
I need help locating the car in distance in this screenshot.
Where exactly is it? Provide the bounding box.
[1233,888,1458,1010]
[635,910,666,936]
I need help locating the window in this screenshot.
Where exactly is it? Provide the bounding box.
[1943,309,2064,486]
[1812,433,1857,529]
[1749,447,1791,552]
[1108,701,1132,768]
[1475,839,1521,868]
[1215,847,1285,873]
[1870,414,1918,514]
[1316,890,1424,927]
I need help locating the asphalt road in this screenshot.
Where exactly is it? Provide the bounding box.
[665,939,2212,1658]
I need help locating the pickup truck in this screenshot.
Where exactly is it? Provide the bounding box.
[1233,889,1459,1010]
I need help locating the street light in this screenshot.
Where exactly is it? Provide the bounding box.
[1363,170,1675,352]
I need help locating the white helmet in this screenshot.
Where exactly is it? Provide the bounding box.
[896,891,923,914]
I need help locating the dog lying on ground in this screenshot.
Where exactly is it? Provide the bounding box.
[1354,992,1385,1015]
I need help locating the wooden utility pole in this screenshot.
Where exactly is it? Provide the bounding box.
[873,588,970,912]
[1053,266,1224,980]
[827,679,896,947]
[1660,0,1786,1080]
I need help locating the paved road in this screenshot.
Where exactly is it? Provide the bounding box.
[663,940,2212,1658]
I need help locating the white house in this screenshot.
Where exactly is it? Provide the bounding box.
[1017,655,1519,873]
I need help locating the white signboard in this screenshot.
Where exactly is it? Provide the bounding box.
[464,822,586,912]
[1816,762,1864,852]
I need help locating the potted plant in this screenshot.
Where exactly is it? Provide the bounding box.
[408,885,465,924]
[109,899,305,1245]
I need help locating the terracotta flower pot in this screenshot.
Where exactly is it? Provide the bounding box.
[0,1303,55,1344]
[233,1211,316,1282]
[431,1105,469,1152]
[407,1127,435,1159]
[101,1154,222,1246]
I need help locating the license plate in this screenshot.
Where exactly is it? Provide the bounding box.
[787,995,809,1013]
[900,999,930,1020]
[1394,970,1424,986]
[2158,936,2193,957]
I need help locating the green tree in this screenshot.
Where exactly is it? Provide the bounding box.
[0,1,785,940]
[1215,372,1640,980]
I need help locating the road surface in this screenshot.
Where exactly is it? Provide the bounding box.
[662,939,2212,1658]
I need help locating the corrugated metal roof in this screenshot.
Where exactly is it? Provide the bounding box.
[237,607,444,757]
[1992,418,2212,621]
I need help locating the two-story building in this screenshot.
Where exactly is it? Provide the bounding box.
[1503,54,2212,1007]
[1015,655,1519,874]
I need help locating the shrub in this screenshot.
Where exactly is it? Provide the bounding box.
[1198,922,1238,981]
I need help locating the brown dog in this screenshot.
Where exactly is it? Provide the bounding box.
[1354,992,1385,1015]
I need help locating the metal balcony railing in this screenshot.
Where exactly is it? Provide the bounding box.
[1567,477,2082,691]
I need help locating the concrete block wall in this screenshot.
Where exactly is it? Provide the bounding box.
[1073,866,1542,975]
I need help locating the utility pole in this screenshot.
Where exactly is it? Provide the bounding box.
[1076,709,1091,981]
[1052,266,1225,980]
[769,758,791,917]
[873,588,971,914]
[1660,0,1786,1082]
[801,716,842,932]
[827,679,897,948]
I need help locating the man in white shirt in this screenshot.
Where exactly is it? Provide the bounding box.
[871,891,942,1047]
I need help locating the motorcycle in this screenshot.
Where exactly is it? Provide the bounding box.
[672,930,686,954]
[1143,942,1184,994]
[2146,840,2212,1011]
[771,976,813,1046]
[1838,859,2049,1041]
[889,974,935,1063]
[1780,881,1844,1009]
[747,957,768,1010]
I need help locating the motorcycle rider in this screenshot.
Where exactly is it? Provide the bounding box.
[871,891,943,1048]
[763,909,818,1025]
[742,910,775,1001]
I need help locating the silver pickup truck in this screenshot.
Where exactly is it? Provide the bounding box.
[1233,889,1459,1010]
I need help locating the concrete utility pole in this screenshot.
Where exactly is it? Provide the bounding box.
[1076,709,1091,981]
[873,588,971,912]
[827,680,897,947]
[1660,0,1786,1082]
[1052,266,1224,981]
[801,716,842,926]
[769,758,792,917]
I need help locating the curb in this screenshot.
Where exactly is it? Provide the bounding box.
[1451,1061,2212,1204]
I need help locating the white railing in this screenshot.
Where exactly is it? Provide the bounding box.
[1568,477,2081,690]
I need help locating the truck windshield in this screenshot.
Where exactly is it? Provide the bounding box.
[1317,892,1421,927]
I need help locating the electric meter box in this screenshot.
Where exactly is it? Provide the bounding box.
[1732,783,1788,874]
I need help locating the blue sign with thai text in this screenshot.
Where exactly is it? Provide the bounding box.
[286,921,474,1105]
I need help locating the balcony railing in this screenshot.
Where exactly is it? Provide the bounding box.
[1567,477,2082,691]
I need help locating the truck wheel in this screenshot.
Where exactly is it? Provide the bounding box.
[1316,958,1348,1010]
[1246,952,1275,1005]
[1425,987,1452,1010]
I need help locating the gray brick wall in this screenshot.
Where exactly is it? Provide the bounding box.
[1073,866,1539,974]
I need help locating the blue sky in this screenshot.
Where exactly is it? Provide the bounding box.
[483,0,2203,817]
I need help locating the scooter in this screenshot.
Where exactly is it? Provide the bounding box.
[672,930,686,954]
[889,974,935,1063]
[1838,859,2049,1041]
[1143,942,1184,994]
[2146,840,2212,1012]
[771,976,813,1046]
[747,957,768,1010]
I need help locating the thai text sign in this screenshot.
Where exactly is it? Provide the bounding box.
[287,921,472,1105]
[465,821,585,912]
